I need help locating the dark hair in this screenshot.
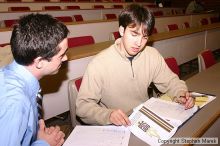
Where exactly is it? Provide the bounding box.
[10,13,69,65]
[119,4,155,36]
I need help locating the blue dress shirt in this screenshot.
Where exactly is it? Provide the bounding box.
[0,61,49,146]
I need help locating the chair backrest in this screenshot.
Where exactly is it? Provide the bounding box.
[60,0,75,2]
[93,5,104,9]
[152,27,158,34]
[113,5,123,9]
[183,22,190,29]
[165,57,180,76]
[210,17,219,24]
[73,15,83,22]
[68,36,95,48]
[66,6,80,9]
[109,31,120,40]
[167,24,179,31]
[105,14,117,20]
[68,77,82,128]
[43,6,61,11]
[55,16,73,23]
[200,18,209,25]
[9,7,30,11]
[153,11,163,16]
[4,19,18,28]
[198,49,216,72]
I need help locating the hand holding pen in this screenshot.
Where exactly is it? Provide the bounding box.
[174,92,195,109]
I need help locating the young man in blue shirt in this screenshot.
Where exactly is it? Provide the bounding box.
[0,14,69,146]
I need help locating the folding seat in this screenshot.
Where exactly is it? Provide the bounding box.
[182,22,190,29]
[198,49,216,72]
[55,16,73,23]
[113,5,123,9]
[68,36,95,48]
[68,77,84,128]
[4,19,18,28]
[210,17,219,24]
[153,11,163,16]
[73,15,83,22]
[43,6,61,11]
[199,18,209,26]
[166,24,179,31]
[152,28,158,34]
[105,14,117,20]
[164,57,180,76]
[66,6,80,10]
[8,7,30,11]
[109,31,120,40]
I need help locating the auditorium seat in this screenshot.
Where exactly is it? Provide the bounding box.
[105,14,117,20]
[210,17,219,24]
[34,0,49,2]
[199,18,209,26]
[152,28,158,34]
[78,0,90,1]
[153,11,163,16]
[93,5,104,9]
[112,0,122,2]
[113,5,123,9]
[6,0,21,2]
[166,24,179,31]
[55,16,73,23]
[109,31,120,40]
[68,36,95,48]
[8,7,30,11]
[66,6,80,10]
[60,0,75,2]
[73,15,83,22]
[165,57,180,76]
[4,19,18,28]
[198,49,216,72]
[182,22,190,29]
[43,6,61,11]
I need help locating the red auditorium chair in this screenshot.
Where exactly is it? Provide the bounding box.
[43,6,61,11]
[152,28,158,34]
[34,0,49,2]
[73,15,83,22]
[198,49,216,72]
[200,18,209,25]
[66,6,80,10]
[110,31,120,40]
[8,7,30,11]
[166,24,179,31]
[183,22,190,29]
[210,17,219,24]
[60,0,75,1]
[105,14,117,20]
[6,0,21,2]
[55,16,73,23]
[68,77,83,128]
[112,0,122,2]
[153,11,163,16]
[4,19,18,28]
[68,36,95,48]
[113,5,123,9]
[165,57,180,76]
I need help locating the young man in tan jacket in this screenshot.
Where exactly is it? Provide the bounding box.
[76,4,195,126]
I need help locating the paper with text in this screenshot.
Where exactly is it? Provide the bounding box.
[63,125,130,146]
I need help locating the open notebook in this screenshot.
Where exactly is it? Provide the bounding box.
[128,97,198,146]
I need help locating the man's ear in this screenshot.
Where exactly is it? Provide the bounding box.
[119,26,125,37]
[34,57,43,69]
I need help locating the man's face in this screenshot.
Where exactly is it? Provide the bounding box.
[43,38,68,75]
[120,24,148,57]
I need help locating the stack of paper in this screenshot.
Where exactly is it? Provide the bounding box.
[63,125,130,146]
[128,97,198,146]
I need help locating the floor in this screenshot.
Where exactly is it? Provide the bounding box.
[45,49,220,140]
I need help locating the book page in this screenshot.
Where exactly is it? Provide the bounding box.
[143,98,198,127]
[63,125,130,146]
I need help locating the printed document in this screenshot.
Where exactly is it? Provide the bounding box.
[128,97,198,146]
[63,125,130,146]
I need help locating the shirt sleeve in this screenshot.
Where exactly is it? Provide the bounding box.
[76,62,113,125]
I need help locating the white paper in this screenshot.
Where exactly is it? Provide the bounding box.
[63,125,130,146]
[143,98,198,127]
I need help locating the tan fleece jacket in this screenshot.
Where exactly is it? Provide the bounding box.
[76,38,188,125]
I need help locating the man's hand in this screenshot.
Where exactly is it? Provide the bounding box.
[109,109,131,126]
[37,119,65,146]
[176,92,195,109]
